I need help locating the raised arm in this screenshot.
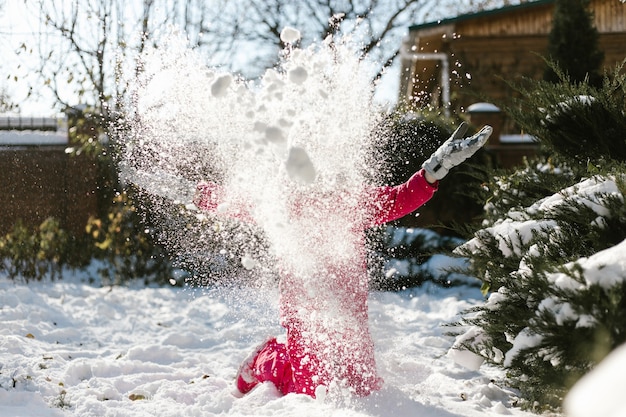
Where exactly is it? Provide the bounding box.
[367,123,492,227]
[194,182,222,212]
[194,181,254,223]
[367,169,438,227]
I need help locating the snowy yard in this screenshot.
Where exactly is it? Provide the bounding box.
[0,275,542,417]
[2,20,625,417]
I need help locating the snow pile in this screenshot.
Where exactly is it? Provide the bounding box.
[0,273,542,417]
[564,342,626,417]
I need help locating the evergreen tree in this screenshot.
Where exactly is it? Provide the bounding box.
[451,63,626,411]
[516,62,626,168]
[544,0,604,87]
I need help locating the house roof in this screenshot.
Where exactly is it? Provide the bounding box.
[0,115,68,146]
[409,0,554,31]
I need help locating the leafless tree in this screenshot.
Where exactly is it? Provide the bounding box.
[26,0,513,117]
[194,0,453,81]
[0,0,19,112]
[28,0,155,120]
[192,0,521,80]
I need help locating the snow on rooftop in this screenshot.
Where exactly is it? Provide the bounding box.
[499,134,537,144]
[467,102,501,113]
[0,115,68,146]
[0,115,58,130]
[0,130,68,146]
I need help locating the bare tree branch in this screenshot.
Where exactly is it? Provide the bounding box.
[23,0,509,114]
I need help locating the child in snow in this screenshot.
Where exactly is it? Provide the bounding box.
[195,122,492,398]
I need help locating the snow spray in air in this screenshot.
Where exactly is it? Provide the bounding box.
[120,28,384,288]
[120,27,389,397]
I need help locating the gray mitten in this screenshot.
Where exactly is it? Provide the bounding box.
[422,122,492,181]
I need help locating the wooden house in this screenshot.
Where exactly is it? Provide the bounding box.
[399,0,626,166]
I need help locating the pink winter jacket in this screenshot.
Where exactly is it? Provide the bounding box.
[196,169,438,396]
[194,169,437,227]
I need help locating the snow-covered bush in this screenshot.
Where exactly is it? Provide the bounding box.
[453,174,626,410]
[507,60,626,166]
[450,62,626,411]
[369,226,472,290]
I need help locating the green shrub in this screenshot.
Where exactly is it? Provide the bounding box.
[0,218,84,282]
[508,60,626,166]
[85,190,174,286]
[451,62,626,411]
[0,193,174,285]
[543,0,604,87]
[372,108,488,232]
[0,109,174,285]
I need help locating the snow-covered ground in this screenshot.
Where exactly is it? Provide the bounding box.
[1,273,544,417]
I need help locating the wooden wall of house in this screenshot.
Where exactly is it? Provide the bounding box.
[0,147,99,236]
[594,0,626,32]
[449,35,549,112]
[456,2,554,37]
[404,32,447,107]
[453,0,626,41]
[406,0,626,113]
